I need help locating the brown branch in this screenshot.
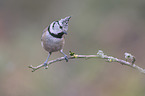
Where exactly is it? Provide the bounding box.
[28,55,98,72]
[28,50,145,74]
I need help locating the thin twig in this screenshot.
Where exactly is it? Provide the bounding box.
[28,50,145,74]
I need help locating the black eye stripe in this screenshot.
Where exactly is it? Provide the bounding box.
[59,26,62,29]
[56,21,63,29]
[52,22,55,29]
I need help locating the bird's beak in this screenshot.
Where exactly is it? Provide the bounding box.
[63,31,67,35]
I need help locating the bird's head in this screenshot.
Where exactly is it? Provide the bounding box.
[50,16,71,35]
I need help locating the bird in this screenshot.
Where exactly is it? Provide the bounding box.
[41,16,71,67]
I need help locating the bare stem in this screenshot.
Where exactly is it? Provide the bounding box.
[28,50,145,74]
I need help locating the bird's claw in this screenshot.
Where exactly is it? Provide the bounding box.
[64,55,68,62]
[43,62,48,69]
[44,62,47,66]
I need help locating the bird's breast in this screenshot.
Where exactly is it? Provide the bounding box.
[41,32,65,52]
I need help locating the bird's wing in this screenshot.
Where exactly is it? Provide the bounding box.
[41,26,48,41]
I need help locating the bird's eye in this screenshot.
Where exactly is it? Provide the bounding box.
[59,26,63,29]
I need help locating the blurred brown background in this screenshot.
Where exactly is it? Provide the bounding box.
[1,0,145,96]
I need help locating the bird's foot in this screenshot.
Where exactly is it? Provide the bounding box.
[64,55,68,62]
[43,62,48,69]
